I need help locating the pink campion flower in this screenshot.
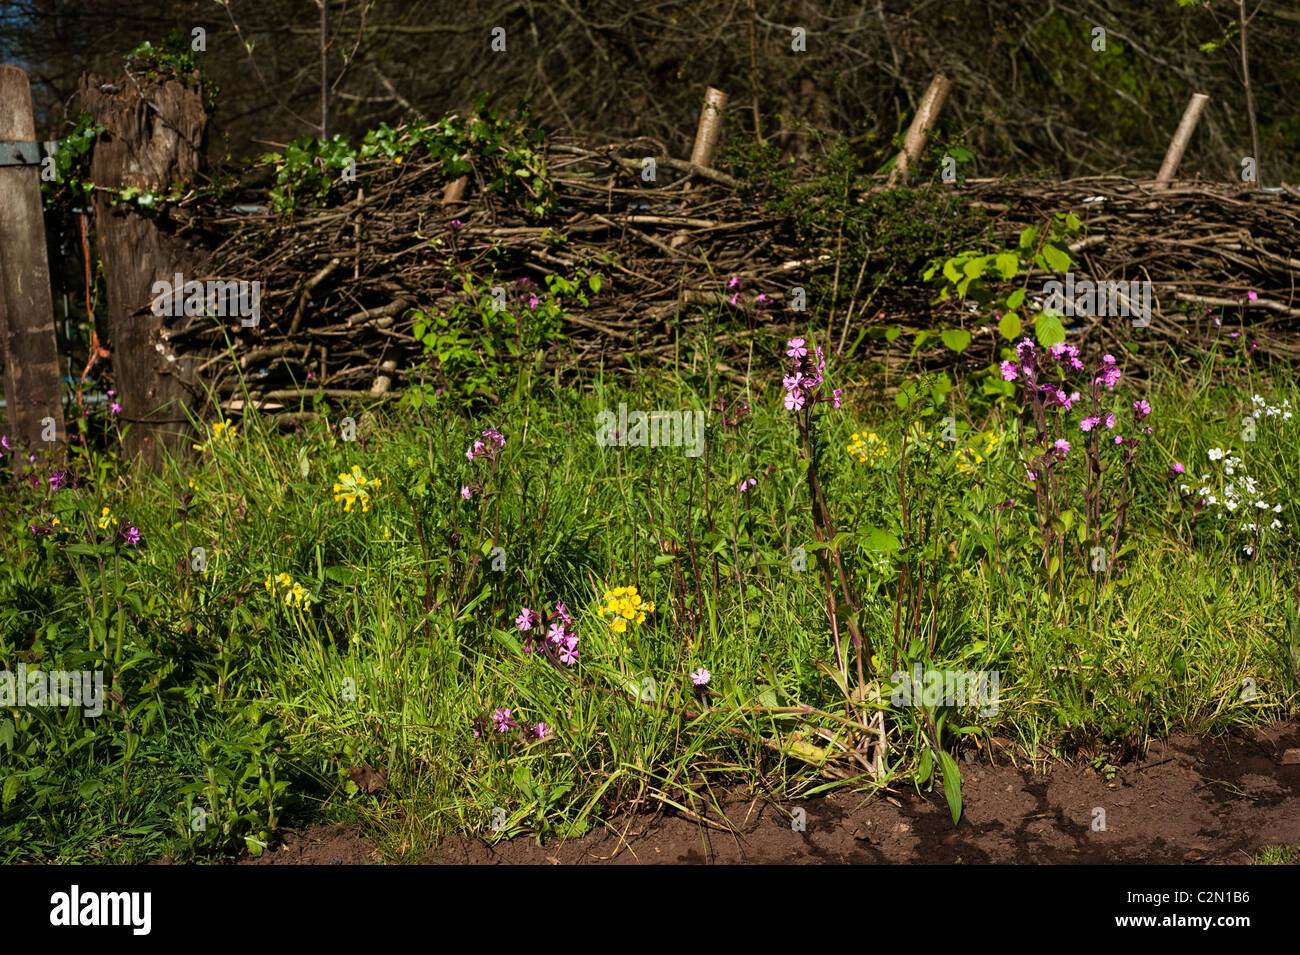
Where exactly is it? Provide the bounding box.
[124,524,141,547]
[1026,469,1038,483]
[492,708,517,732]
[556,601,572,625]
[785,338,807,360]
[533,723,552,740]
[528,295,540,308]
[1114,435,1124,444]
[515,608,537,631]
[1015,339,1036,361]
[1171,462,1185,475]
[1096,365,1121,390]
[1000,360,1018,381]
[110,402,122,415]
[728,276,740,288]
[0,435,10,451]
[559,635,579,666]
[1054,438,1071,455]
[466,439,485,461]
[461,485,472,500]
[1104,413,1115,429]
[756,294,768,305]
[1247,290,1258,301]
[784,390,806,411]
[546,623,567,646]
[450,219,463,229]
[1080,417,1099,432]
[738,477,757,492]
[483,429,505,450]
[729,293,739,306]
[1133,400,1151,420]
[691,668,711,686]
[831,388,843,409]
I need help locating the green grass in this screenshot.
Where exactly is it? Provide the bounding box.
[1,334,1297,862]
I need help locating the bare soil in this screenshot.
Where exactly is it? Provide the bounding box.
[239,722,1300,865]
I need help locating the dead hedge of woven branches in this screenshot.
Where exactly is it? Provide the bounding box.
[184,126,1300,418]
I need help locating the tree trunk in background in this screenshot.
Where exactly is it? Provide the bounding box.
[0,65,65,460]
[77,74,207,469]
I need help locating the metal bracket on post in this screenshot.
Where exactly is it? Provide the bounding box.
[0,139,58,166]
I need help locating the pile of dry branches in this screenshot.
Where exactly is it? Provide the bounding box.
[184,139,1300,413]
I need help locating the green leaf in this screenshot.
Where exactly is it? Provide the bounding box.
[1042,243,1072,273]
[998,312,1022,340]
[939,750,963,824]
[940,328,971,353]
[962,256,986,279]
[884,325,902,342]
[994,252,1019,280]
[587,273,603,294]
[1035,312,1066,347]
[1018,226,1038,251]
[860,526,902,552]
[1005,288,1026,310]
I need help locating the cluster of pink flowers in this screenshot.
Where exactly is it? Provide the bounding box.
[479,708,551,741]
[515,601,579,666]
[726,275,769,308]
[462,428,506,500]
[782,338,842,412]
[466,428,505,462]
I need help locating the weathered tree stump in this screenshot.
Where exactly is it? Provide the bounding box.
[77,73,208,468]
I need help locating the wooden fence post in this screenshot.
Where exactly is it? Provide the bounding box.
[887,74,953,187]
[77,72,208,468]
[0,64,66,462]
[1156,92,1210,186]
[690,87,729,169]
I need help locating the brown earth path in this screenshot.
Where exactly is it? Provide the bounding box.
[238,722,1300,865]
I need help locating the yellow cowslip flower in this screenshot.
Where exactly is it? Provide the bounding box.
[194,420,237,453]
[333,466,381,513]
[847,431,888,466]
[599,585,653,634]
[97,506,115,530]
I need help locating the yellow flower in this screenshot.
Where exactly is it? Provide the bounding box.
[97,506,115,530]
[333,466,380,513]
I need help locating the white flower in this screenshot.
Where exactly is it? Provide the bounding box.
[1208,447,1225,461]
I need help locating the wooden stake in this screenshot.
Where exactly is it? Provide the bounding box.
[1156,93,1210,186]
[689,87,728,169]
[0,65,65,460]
[887,74,953,187]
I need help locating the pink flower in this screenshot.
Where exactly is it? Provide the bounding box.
[1133,400,1151,420]
[831,388,842,409]
[1080,417,1099,432]
[738,477,757,492]
[461,485,472,500]
[729,293,739,306]
[109,402,122,415]
[1247,290,1258,301]
[1000,360,1018,381]
[785,338,807,360]
[691,668,711,686]
[784,390,805,411]
[546,623,567,646]
[728,276,740,288]
[1054,438,1071,455]
[1104,413,1115,429]
[515,608,537,631]
[492,708,517,732]
[556,601,572,625]
[756,294,768,305]
[559,634,579,666]
[1171,462,1185,475]
[1114,435,1123,444]
[533,723,551,740]
[528,295,540,309]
